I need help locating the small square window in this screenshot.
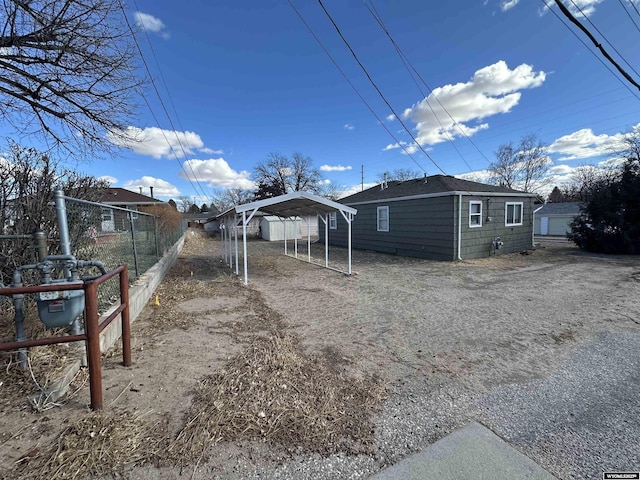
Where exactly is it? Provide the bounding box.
[469,201,482,227]
[505,202,523,226]
[329,212,337,229]
[377,206,389,232]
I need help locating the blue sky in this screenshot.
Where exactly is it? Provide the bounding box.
[8,0,640,203]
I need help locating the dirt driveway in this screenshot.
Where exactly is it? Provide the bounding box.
[1,232,639,479]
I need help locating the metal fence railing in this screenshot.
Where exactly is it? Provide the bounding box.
[62,196,184,280]
[0,195,184,316]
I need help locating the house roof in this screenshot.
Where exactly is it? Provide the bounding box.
[536,201,583,215]
[101,187,166,206]
[340,175,536,205]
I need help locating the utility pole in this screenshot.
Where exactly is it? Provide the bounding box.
[361,165,364,191]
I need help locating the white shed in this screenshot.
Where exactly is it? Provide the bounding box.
[260,216,302,241]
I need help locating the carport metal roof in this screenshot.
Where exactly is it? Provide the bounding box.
[219,191,357,285]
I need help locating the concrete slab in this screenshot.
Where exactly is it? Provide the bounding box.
[370,422,557,480]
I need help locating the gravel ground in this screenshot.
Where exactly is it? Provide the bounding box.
[477,330,640,480]
[2,235,639,480]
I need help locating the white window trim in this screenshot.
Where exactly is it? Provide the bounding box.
[469,201,482,228]
[377,206,389,232]
[505,202,523,226]
[101,207,114,221]
[329,211,337,229]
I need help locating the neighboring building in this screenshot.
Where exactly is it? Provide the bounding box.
[100,188,167,232]
[321,175,538,260]
[534,202,582,236]
[183,212,211,229]
[260,216,302,241]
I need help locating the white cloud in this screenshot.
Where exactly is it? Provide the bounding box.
[122,176,181,198]
[98,175,118,185]
[320,164,352,172]
[386,114,397,122]
[339,182,379,198]
[391,61,545,151]
[456,169,493,183]
[548,127,632,160]
[344,123,355,131]
[501,0,520,11]
[107,126,208,159]
[199,147,224,155]
[541,0,604,17]
[179,158,254,189]
[134,12,169,38]
[548,164,574,175]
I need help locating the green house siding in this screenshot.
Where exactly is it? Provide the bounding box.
[458,196,535,259]
[321,196,457,260]
[320,194,535,261]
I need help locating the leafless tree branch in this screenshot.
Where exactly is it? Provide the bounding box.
[0,0,143,157]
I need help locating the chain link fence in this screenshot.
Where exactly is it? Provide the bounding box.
[1,195,184,315]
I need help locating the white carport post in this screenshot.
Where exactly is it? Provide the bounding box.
[234,214,239,275]
[283,217,288,255]
[325,213,329,268]
[294,218,298,258]
[242,211,248,285]
[307,218,311,262]
[339,210,354,275]
[220,223,225,260]
[227,217,233,268]
[347,212,352,274]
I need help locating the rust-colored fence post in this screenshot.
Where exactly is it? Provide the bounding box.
[84,280,103,410]
[120,265,132,367]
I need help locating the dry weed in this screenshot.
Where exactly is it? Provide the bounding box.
[168,333,386,465]
[8,410,168,480]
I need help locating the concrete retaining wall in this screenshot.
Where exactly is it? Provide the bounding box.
[100,234,185,352]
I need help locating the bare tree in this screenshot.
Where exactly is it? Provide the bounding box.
[317,182,345,201]
[0,0,142,156]
[253,152,322,199]
[488,134,551,193]
[0,141,107,284]
[376,168,422,182]
[210,188,254,214]
[177,196,192,213]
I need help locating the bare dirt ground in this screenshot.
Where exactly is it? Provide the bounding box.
[1,231,639,479]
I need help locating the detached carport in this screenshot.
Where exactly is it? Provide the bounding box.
[219,191,357,285]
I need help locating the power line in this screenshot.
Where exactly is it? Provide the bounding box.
[628,0,640,21]
[616,0,640,34]
[131,0,189,136]
[317,0,447,175]
[362,0,490,172]
[549,0,640,95]
[568,0,640,78]
[286,0,429,175]
[116,0,211,203]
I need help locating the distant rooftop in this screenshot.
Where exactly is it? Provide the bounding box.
[102,187,166,205]
[537,201,583,215]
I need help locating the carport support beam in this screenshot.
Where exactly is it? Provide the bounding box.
[348,212,352,274]
[307,219,311,263]
[243,211,248,285]
[325,213,329,268]
[234,215,239,275]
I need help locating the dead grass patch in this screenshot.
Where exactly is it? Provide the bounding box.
[167,333,386,466]
[9,410,168,480]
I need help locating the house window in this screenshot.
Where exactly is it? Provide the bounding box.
[469,201,482,227]
[377,206,389,232]
[505,202,523,226]
[329,212,337,229]
[129,206,138,220]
